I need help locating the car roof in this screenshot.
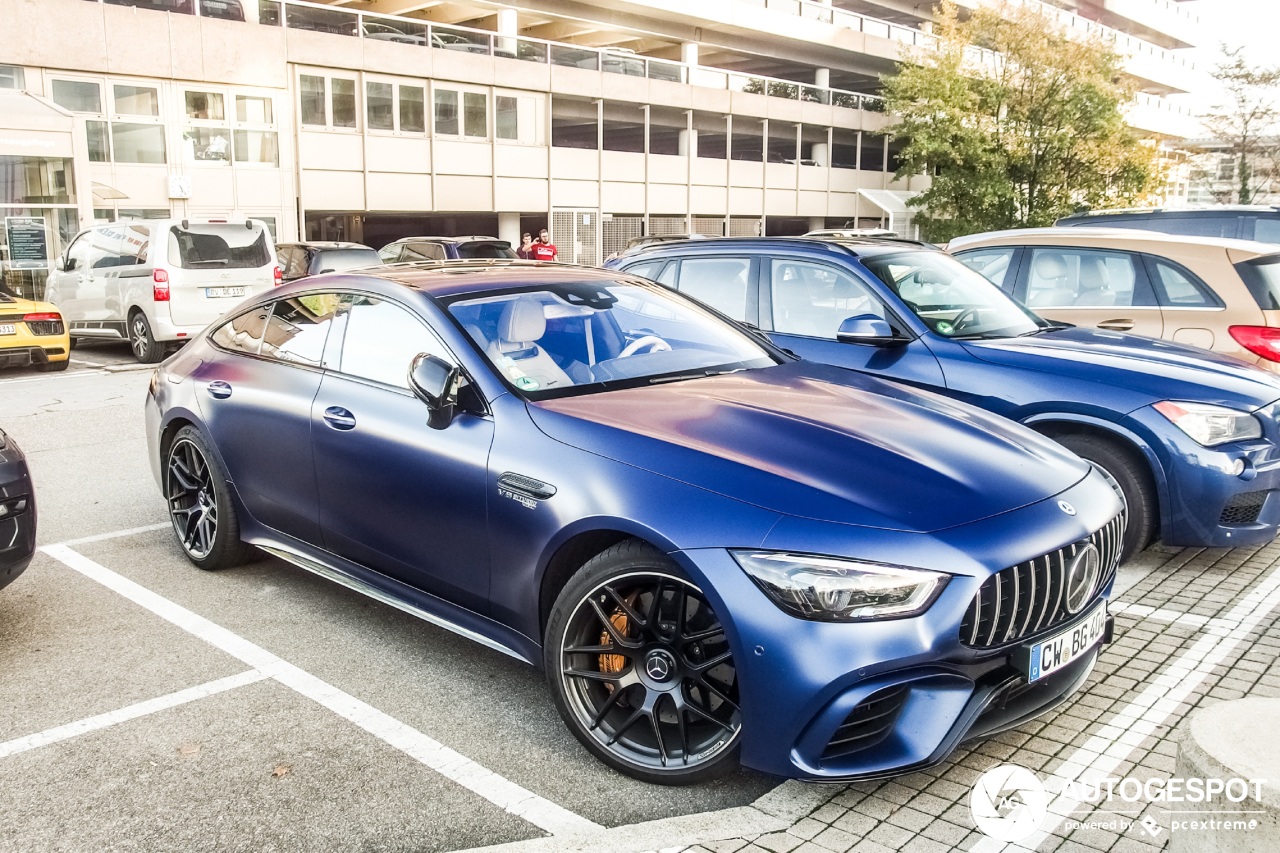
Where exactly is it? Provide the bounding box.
[392,235,505,244]
[1060,205,1280,218]
[301,259,641,300]
[620,235,940,259]
[947,227,1280,256]
[278,241,374,251]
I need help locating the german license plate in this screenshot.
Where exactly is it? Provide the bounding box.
[0,324,14,335]
[205,286,246,298]
[1025,602,1107,682]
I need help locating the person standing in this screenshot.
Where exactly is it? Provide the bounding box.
[528,228,558,261]
[516,232,534,259]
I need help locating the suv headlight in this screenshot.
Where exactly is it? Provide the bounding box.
[731,551,947,621]
[1153,401,1263,447]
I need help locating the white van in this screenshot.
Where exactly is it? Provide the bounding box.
[45,219,279,362]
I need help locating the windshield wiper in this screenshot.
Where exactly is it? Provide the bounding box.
[648,367,748,385]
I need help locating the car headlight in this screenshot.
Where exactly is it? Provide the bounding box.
[1153,401,1263,447]
[730,551,948,621]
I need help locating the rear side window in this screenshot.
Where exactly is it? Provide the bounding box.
[619,260,667,281]
[310,248,380,274]
[455,241,517,260]
[401,242,447,261]
[1253,218,1280,244]
[260,295,342,367]
[1148,259,1221,308]
[210,304,272,354]
[168,223,271,270]
[673,257,752,321]
[1235,255,1280,310]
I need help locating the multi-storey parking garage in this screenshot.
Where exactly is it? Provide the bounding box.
[0,0,1202,296]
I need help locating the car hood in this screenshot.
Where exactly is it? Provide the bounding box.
[958,327,1280,410]
[529,362,1089,532]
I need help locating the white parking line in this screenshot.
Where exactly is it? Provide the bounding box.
[40,543,601,838]
[972,560,1280,852]
[56,522,171,548]
[0,670,267,759]
[1110,601,1236,633]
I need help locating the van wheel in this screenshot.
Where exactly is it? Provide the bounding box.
[129,311,166,364]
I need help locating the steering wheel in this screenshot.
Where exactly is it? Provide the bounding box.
[950,307,983,333]
[618,334,672,357]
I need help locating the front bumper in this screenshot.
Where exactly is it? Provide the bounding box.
[674,472,1120,781]
[1132,404,1280,549]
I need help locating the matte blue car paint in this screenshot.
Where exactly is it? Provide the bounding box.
[147,267,1123,781]
[610,239,1280,549]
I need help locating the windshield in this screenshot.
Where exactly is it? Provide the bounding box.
[862,251,1042,338]
[447,279,778,398]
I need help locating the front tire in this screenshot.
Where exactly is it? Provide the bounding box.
[545,540,742,785]
[1056,433,1155,564]
[129,311,166,364]
[165,426,254,571]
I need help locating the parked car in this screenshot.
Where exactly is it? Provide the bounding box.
[45,219,279,364]
[607,233,708,261]
[361,22,428,44]
[0,428,35,592]
[948,228,1280,367]
[277,242,381,283]
[609,237,1280,562]
[0,281,70,373]
[378,236,517,262]
[1057,206,1280,244]
[431,30,491,54]
[805,228,898,239]
[147,262,1122,784]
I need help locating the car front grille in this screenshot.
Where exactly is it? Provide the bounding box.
[822,684,909,761]
[1220,491,1269,525]
[960,512,1124,650]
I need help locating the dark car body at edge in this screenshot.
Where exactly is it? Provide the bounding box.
[0,428,36,592]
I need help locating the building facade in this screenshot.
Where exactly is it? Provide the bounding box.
[0,0,1203,297]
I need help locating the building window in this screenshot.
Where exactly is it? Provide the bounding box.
[186,91,225,121]
[113,84,159,117]
[233,131,279,165]
[367,82,394,131]
[496,96,518,141]
[236,95,273,124]
[112,123,166,164]
[463,92,487,139]
[51,79,102,113]
[0,156,75,205]
[331,78,356,128]
[400,86,425,133]
[0,65,26,90]
[300,75,326,126]
[186,127,231,162]
[434,89,459,136]
[87,121,111,162]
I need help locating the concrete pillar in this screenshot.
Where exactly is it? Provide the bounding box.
[681,42,699,68]
[808,216,824,232]
[498,212,521,248]
[812,142,829,167]
[814,68,830,89]
[678,128,697,157]
[496,8,517,56]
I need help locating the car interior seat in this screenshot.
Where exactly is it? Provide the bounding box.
[1074,255,1117,306]
[487,297,574,389]
[1027,252,1078,307]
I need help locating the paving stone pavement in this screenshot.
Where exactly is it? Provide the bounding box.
[679,540,1280,853]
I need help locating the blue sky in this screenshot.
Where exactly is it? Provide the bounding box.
[1184,0,1280,108]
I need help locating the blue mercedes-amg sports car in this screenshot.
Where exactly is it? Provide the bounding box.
[146,262,1122,784]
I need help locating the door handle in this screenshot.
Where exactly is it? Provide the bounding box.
[207,381,232,399]
[1097,319,1135,332]
[322,406,357,430]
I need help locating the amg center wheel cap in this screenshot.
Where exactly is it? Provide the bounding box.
[643,648,678,685]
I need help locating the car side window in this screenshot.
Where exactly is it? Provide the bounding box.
[335,295,450,389]
[1254,218,1280,244]
[621,260,667,282]
[956,249,1015,291]
[120,224,150,266]
[89,228,126,269]
[770,259,887,339]
[402,242,446,262]
[1148,259,1220,308]
[673,257,751,321]
[211,304,273,355]
[65,234,93,272]
[260,294,343,367]
[378,244,402,263]
[1026,248,1147,308]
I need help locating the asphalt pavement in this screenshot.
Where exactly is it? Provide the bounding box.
[1,360,1277,853]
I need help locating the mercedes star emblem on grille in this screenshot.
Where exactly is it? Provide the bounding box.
[1063,543,1101,615]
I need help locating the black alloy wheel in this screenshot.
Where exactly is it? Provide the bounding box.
[546,541,742,784]
[165,426,253,571]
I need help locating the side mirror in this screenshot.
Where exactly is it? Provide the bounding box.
[409,353,461,430]
[836,314,905,347]
[61,256,76,272]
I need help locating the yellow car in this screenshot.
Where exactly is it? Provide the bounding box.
[0,283,70,372]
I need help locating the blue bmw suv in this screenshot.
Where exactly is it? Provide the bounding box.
[147,263,1122,784]
[610,238,1280,563]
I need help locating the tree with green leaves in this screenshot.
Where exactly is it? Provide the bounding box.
[1201,46,1280,205]
[881,0,1160,242]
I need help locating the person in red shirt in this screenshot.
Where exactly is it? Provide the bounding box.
[528,228,558,261]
